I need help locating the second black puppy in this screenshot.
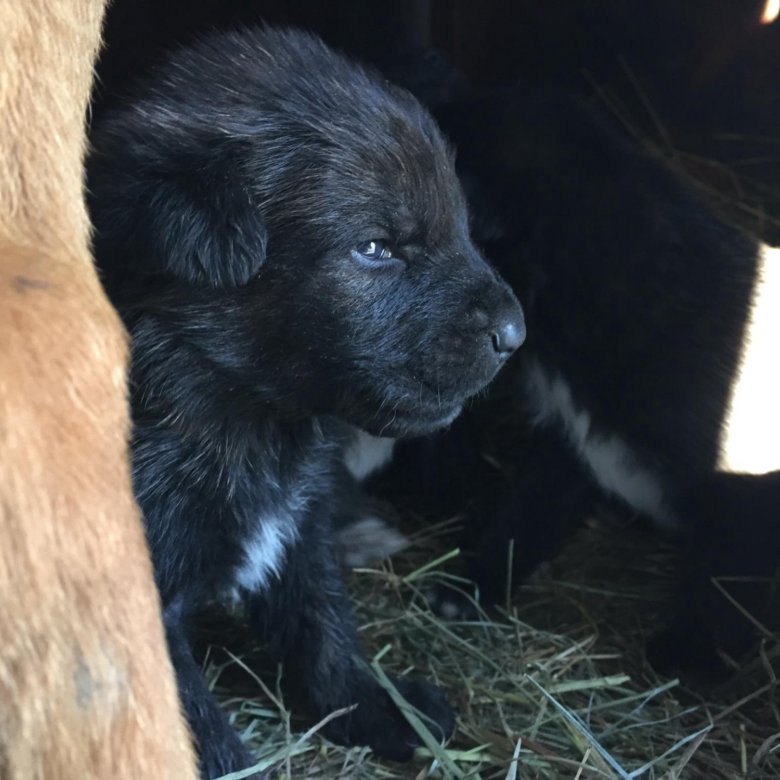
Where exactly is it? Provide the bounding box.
[88,27,523,778]
[387,81,778,678]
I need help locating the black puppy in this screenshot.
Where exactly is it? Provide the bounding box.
[365,76,779,677]
[88,27,523,778]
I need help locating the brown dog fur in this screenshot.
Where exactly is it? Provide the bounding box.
[0,1,196,776]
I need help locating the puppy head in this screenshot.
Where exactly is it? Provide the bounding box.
[89,27,524,438]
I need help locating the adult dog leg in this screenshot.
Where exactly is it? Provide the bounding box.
[0,1,195,776]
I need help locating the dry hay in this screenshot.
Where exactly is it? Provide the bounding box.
[205,508,779,779]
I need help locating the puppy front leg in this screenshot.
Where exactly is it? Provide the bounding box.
[164,605,263,780]
[425,424,599,620]
[248,514,455,761]
[469,424,599,604]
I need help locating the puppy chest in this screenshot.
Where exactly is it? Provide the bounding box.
[230,433,334,595]
[233,511,300,594]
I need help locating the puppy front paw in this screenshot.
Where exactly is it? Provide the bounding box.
[323,674,455,761]
[336,514,409,569]
[646,622,731,683]
[423,582,481,621]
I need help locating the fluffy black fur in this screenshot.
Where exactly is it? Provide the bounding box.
[374,77,779,677]
[88,27,523,778]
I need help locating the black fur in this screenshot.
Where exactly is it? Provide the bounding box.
[379,79,779,677]
[88,28,523,778]
[648,471,780,678]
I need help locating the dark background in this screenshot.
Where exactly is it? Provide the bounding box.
[94,0,780,244]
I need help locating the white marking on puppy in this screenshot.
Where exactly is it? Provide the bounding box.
[234,513,299,593]
[718,245,780,475]
[438,600,463,621]
[524,359,677,527]
[343,428,396,481]
[336,517,409,568]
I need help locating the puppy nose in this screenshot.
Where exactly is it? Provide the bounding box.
[490,312,525,356]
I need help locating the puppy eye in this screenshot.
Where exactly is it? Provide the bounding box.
[352,240,404,269]
[356,240,393,260]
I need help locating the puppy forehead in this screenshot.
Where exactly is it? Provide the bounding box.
[322,172,467,249]
[325,131,468,243]
[161,28,468,243]
[294,69,467,240]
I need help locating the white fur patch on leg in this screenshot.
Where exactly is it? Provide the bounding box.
[719,245,780,474]
[524,359,678,527]
[336,517,409,568]
[343,428,396,481]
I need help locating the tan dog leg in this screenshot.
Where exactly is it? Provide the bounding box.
[0,1,196,777]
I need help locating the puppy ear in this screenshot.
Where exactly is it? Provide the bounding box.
[89,131,267,288]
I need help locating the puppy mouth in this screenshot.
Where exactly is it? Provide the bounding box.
[340,366,478,437]
[369,402,464,438]
[366,378,466,437]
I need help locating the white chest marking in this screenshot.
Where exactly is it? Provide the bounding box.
[343,428,396,481]
[525,360,677,527]
[234,514,299,594]
[718,245,780,475]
